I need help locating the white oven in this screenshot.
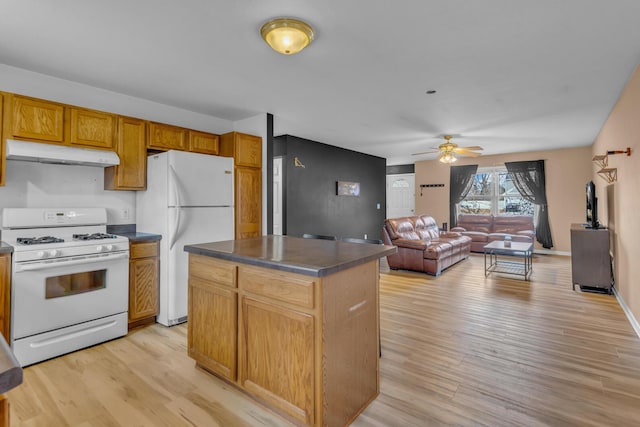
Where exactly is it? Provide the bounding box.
[1,208,130,366]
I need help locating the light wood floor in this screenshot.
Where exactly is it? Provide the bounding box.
[8,254,640,426]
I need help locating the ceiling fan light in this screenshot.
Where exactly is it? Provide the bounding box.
[260,18,314,55]
[439,152,457,164]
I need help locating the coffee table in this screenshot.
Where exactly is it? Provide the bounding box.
[484,240,533,280]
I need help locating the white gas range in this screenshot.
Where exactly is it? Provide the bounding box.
[0,207,130,367]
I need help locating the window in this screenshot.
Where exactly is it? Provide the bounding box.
[458,167,534,216]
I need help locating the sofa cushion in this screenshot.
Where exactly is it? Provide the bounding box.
[492,215,534,234]
[456,214,493,234]
[423,241,453,260]
[458,231,489,243]
[488,233,533,243]
[385,217,420,240]
[415,215,440,240]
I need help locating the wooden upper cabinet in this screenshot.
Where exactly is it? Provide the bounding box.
[104,116,147,190]
[69,107,115,149]
[147,122,187,151]
[189,130,219,155]
[9,94,65,143]
[235,167,262,239]
[220,132,262,168]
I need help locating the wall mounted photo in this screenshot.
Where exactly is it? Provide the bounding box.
[337,181,360,196]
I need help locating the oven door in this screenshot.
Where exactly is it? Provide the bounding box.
[12,251,129,340]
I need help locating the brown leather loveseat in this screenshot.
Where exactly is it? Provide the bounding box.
[382,215,472,275]
[451,214,535,252]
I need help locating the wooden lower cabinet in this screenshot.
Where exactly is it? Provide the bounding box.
[128,241,159,328]
[0,253,10,343]
[240,297,315,424]
[188,253,379,427]
[188,277,237,380]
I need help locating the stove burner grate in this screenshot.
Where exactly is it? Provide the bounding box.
[72,233,119,241]
[17,236,65,245]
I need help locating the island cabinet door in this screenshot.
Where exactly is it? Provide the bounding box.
[240,297,315,426]
[188,277,237,381]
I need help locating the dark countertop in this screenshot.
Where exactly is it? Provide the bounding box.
[184,235,396,277]
[0,242,13,254]
[0,336,22,394]
[116,232,162,243]
[106,224,162,242]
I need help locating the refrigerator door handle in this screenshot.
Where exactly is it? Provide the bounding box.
[169,165,183,250]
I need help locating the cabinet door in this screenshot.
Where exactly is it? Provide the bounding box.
[0,253,10,343]
[188,277,237,380]
[235,133,262,168]
[69,107,115,149]
[147,122,187,151]
[10,95,65,142]
[235,166,262,239]
[240,297,314,425]
[189,130,219,155]
[129,256,159,322]
[104,116,147,190]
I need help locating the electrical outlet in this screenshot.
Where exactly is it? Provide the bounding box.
[121,208,130,220]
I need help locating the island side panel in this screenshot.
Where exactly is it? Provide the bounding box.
[322,259,380,427]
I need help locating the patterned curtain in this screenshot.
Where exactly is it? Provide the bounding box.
[449,165,478,228]
[504,160,553,249]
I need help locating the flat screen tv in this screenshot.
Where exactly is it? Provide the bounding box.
[586,180,599,229]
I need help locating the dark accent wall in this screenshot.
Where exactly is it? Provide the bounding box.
[274,135,386,240]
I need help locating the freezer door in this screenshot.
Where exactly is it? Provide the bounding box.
[159,206,234,325]
[167,150,234,207]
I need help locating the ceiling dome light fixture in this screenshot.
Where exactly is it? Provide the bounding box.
[260,17,315,55]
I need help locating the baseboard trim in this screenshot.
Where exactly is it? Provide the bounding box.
[614,287,640,339]
[534,248,571,256]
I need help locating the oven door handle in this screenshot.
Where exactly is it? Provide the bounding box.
[14,252,130,273]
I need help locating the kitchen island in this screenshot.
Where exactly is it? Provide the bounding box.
[184,235,396,427]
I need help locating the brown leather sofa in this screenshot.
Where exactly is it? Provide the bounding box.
[382,215,472,275]
[451,214,535,252]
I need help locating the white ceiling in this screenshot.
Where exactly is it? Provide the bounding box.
[1,0,639,165]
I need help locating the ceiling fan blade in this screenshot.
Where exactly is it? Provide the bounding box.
[454,149,482,157]
[455,146,483,151]
[412,150,439,156]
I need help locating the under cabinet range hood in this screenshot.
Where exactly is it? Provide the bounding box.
[5,139,120,167]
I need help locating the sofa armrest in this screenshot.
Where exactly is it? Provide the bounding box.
[392,238,427,251]
[451,227,466,232]
[440,231,462,238]
[517,230,535,238]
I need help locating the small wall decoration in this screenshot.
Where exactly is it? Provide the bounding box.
[337,181,360,196]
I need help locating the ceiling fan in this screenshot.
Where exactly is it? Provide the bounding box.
[413,135,484,163]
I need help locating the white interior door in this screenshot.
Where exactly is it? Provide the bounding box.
[386,174,415,218]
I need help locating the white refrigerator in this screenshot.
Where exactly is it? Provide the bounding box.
[136,150,234,326]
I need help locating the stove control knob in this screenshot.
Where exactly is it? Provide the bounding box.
[97,245,104,252]
[36,251,46,259]
[105,244,113,251]
[48,249,59,257]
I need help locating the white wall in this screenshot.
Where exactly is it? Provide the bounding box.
[0,160,135,224]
